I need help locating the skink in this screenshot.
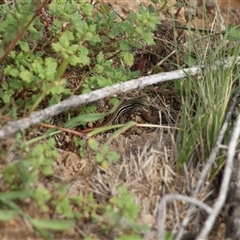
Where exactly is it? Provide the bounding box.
[82,98,146,133]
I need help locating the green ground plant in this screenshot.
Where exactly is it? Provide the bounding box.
[1,0,239,239]
[0,0,160,239]
[0,0,159,115]
[177,20,240,170]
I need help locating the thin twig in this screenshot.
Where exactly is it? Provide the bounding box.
[40,123,85,137]
[157,194,213,239]
[136,123,180,130]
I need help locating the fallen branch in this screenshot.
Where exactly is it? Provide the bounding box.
[175,87,240,240]
[0,66,201,140]
[196,107,240,239]
[157,194,213,239]
[0,56,239,140]
[224,152,240,239]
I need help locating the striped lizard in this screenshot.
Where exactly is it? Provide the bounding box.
[81,98,149,133]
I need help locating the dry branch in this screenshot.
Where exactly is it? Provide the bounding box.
[157,194,213,239]
[224,151,240,239]
[175,88,240,240]
[196,108,240,239]
[0,56,240,140]
[0,66,201,140]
